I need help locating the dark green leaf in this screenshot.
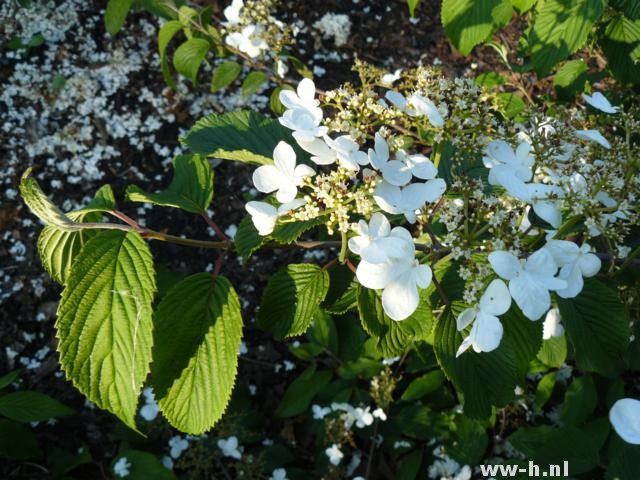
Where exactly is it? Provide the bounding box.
[0,391,73,422]
[401,370,445,401]
[561,375,597,426]
[274,365,332,417]
[0,419,40,460]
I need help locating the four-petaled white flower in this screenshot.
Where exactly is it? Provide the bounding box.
[348,212,414,263]
[456,279,511,356]
[113,457,131,478]
[252,141,315,203]
[407,93,445,127]
[296,137,337,166]
[245,199,305,236]
[324,135,369,171]
[582,92,619,114]
[223,0,244,24]
[169,436,189,459]
[396,149,438,180]
[331,403,374,428]
[225,25,269,58]
[368,133,411,186]
[312,404,331,419]
[279,78,322,114]
[278,79,327,142]
[217,436,242,459]
[483,140,534,200]
[575,129,611,149]
[525,183,565,228]
[372,407,387,421]
[488,249,567,320]
[374,179,446,223]
[609,398,640,445]
[544,240,601,298]
[542,307,564,340]
[325,443,344,465]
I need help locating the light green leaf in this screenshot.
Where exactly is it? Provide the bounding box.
[269,217,326,244]
[57,230,156,431]
[510,0,537,12]
[173,37,210,84]
[183,111,303,165]
[257,264,329,340]
[475,71,507,87]
[241,71,269,97]
[159,20,183,89]
[105,0,133,35]
[0,391,74,422]
[20,169,80,231]
[605,14,640,42]
[152,274,243,434]
[554,59,589,97]
[38,185,116,284]
[274,365,332,417]
[537,334,567,367]
[126,154,213,214]
[357,286,434,357]
[557,278,630,377]
[496,92,525,118]
[534,371,556,409]
[529,0,607,76]
[441,0,514,55]
[407,0,421,17]
[211,61,242,92]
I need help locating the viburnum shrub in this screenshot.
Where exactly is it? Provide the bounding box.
[20,56,640,441]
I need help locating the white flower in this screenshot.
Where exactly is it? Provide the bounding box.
[139,387,159,421]
[225,24,269,58]
[348,212,414,263]
[168,436,189,459]
[483,140,534,200]
[312,404,331,419]
[374,179,446,223]
[113,457,131,478]
[252,142,315,203]
[275,58,289,78]
[223,0,243,24]
[270,468,288,480]
[245,198,305,236]
[325,443,344,465]
[525,183,564,228]
[381,68,402,86]
[372,408,387,421]
[542,307,564,340]
[279,78,321,114]
[544,240,601,298]
[331,403,374,428]
[296,137,337,166]
[279,108,327,143]
[609,398,640,445]
[396,149,438,180]
[385,90,410,111]
[367,133,411,186]
[217,436,242,459]
[488,249,567,320]
[324,135,369,171]
[582,92,619,114]
[456,279,511,356]
[575,129,611,149]
[161,456,174,470]
[407,93,445,127]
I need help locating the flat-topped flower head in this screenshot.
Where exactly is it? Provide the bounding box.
[544,240,601,298]
[483,140,534,200]
[488,249,567,320]
[252,141,315,203]
[456,279,511,356]
[324,134,369,171]
[348,212,414,263]
[582,92,619,114]
[225,25,269,58]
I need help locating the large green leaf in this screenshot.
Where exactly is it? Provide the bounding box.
[173,38,210,84]
[557,278,630,377]
[610,0,640,19]
[234,216,265,261]
[441,0,514,55]
[529,0,607,76]
[561,375,596,426]
[152,274,242,434]
[257,264,329,340]
[182,111,303,165]
[104,0,133,35]
[434,303,541,418]
[126,154,213,214]
[38,185,115,284]
[356,286,434,357]
[0,391,74,422]
[57,230,156,431]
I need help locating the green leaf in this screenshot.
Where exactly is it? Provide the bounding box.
[126,154,213,214]
[561,375,597,426]
[269,86,287,115]
[57,230,156,431]
[0,370,20,390]
[447,416,489,465]
[0,391,74,422]
[159,20,183,89]
[270,217,325,244]
[241,71,269,96]
[553,59,589,98]
[537,334,567,367]
[401,370,445,401]
[274,365,332,417]
[152,274,242,434]
[407,0,421,17]
[257,264,329,340]
[557,278,630,377]
[601,31,640,84]
[309,310,339,353]
[529,0,607,76]
[396,450,423,480]
[496,92,525,118]
[610,0,640,19]
[604,14,640,42]
[234,216,265,261]
[357,286,434,357]
[183,111,302,165]
[211,61,242,92]
[510,0,537,12]
[104,0,133,35]
[475,71,507,87]
[441,0,514,55]
[607,436,640,480]
[534,371,556,409]
[173,38,210,84]
[38,185,116,285]
[113,450,177,480]
[0,419,40,460]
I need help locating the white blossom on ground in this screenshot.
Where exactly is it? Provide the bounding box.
[139,387,159,421]
[269,468,288,480]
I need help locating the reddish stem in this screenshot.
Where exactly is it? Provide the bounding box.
[201,212,228,241]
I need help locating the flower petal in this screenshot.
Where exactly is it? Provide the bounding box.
[457,308,476,331]
[252,165,283,194]
[509,275,550,320]
[297,78,316,104]
[368,212,391,237]
[470,312,503,353]
[382,277,419,321]
[356,260,397,290]
[609,398,640,445]
[488,251,521,280]
[273,141,297,175]
[479,279,511,316]
[578,252,601,277]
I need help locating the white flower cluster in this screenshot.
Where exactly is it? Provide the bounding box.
[223,0,269,58]
[245,78,449,320]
